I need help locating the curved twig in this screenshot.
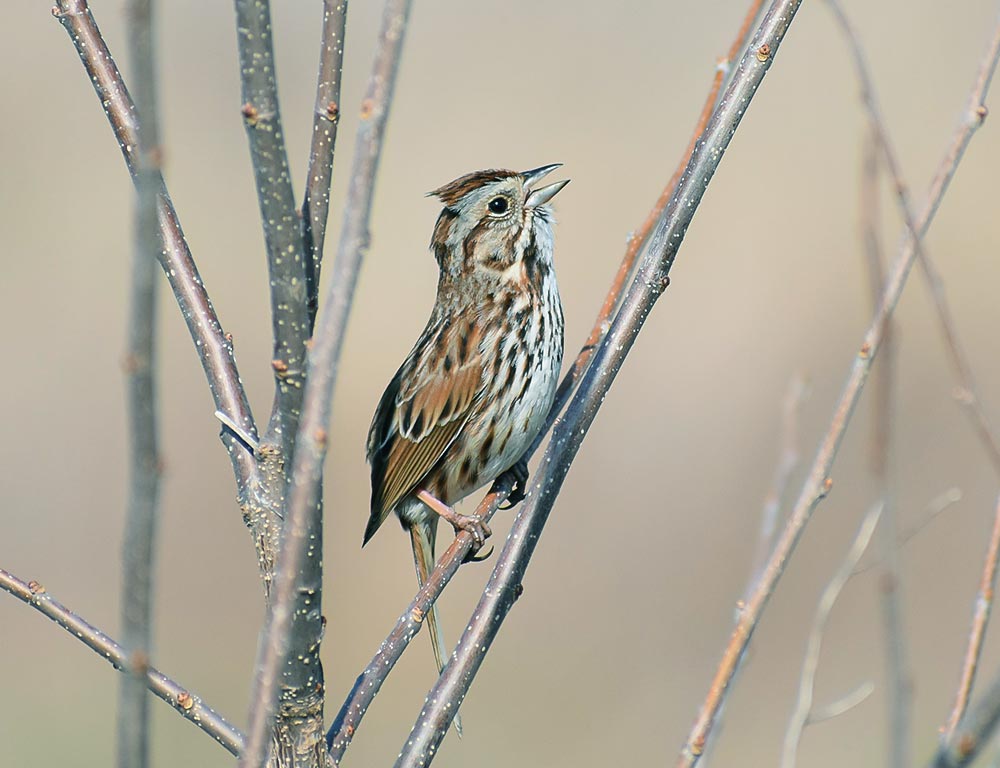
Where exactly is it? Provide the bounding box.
[238,3,413,767]
[0,568,244,756]
[393,2,805,764]
[676,17,1000,768]
[780,503,882,768]
[52,0,260,501]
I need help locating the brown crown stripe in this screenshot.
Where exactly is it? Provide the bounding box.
[430,169,519,207]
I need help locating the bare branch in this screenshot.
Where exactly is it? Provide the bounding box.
[326,1,768,757]
[238,3,413,767]
[781,503,882,768]
[119,0,162,766]
[943,494,1000,740]
[233,0,311,457]
[52,0,260,502]
[0,569,244,756]
[677,17,1000,768]
[825,0,1000,479]
[393,3,805,764]
[303,0,349,325]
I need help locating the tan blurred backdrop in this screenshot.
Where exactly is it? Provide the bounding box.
[3,1,1000,766]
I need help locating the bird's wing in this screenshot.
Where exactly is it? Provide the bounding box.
[365,317,484,543]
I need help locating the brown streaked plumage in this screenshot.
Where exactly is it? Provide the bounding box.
[364,165,568,726]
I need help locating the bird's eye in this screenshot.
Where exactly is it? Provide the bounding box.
[488,197,509,215]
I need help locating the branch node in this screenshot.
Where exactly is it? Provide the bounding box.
[756,42,772,61]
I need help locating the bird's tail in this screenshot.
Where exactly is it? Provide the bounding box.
[409,519,463,737]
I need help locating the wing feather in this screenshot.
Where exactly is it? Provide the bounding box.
[364,317,483,543]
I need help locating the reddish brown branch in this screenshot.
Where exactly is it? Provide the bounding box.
[943,495,1000,740]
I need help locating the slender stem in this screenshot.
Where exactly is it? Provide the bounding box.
[744,374,806,604]
[119,1,162,766]
[237,3,413,767]
[303,0,349,326]
[325,2,768,758]
[676,18,1000,768]
[52,0,260,502]
[233,0,311,458]
[780,504,882,768]
[0,569,244,756]
[394,3,804,764]
[943,495,1000,740]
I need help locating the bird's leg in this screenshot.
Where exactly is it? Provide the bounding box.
[496,458,529,510]
[416,489,492,548]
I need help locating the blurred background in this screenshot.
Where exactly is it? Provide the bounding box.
[3,1,1000,766]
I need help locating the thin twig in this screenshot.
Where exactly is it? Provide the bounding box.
[52,0,260,503]
[677,18,1000,768]
[325,1,767,758]
[931,669,1000,768]
[233,0,311,458]
[303,0,349,326]
[238,3,412,768]
[119,1,162,766]
[394,3,805,764]
[744,374,807,604]
[0,568,244,756]
[825,0,1000,479]
[781,503,882,768]
[943,494,1000,740]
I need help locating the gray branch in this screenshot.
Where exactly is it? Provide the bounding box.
[237,2,412,767]
[233,0,311,460]
[394,2,805,764]
[931,666,1000,768]
[0,569,244,756]
[52,0,261,504]
[119,0,162,766]
[303,0,349,326]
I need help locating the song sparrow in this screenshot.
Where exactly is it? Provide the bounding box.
[364,164,568,698]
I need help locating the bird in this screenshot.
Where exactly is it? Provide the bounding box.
[364,164,568,715]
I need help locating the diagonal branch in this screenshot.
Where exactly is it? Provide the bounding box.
[233,0,311,459]
[931,667,1000,768]
[238,3,413,768]
[394,3,805,764]
[326,1,766,758]
[303,0,349,326]
[52,0,260,503]
[942,494,1000,740]
[119,1,163,766]
[0,568,244,756]
[676,17,1000,768]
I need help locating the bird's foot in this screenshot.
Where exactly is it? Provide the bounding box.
[416,489,492,548]
[496,459,529,510]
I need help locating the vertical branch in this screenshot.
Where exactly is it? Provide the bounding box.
[943,495,1000,740]
[303,1,349,326]
[52,0,260,503]
[233,0,310,458]
[394,3,805,765]
[118,1,162,766]
[861,124,912,768]
[238,3,413,768]
[677,19,1000,767]
[931,669,1000,768]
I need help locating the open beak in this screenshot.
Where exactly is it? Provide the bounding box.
[522,163,570,208]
